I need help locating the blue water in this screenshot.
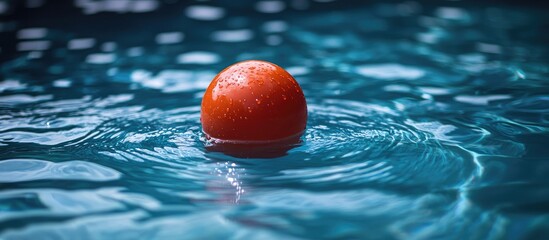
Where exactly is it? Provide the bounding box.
[1,1,549,239]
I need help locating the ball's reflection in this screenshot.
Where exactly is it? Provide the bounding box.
[205,135,302,158]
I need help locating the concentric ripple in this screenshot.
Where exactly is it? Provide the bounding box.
[0,159,120,183]
[236,99,479,191]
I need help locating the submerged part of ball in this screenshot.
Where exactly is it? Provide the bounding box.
[201,60,307,144]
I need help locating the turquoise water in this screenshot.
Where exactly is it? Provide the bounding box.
[1,1,549,239]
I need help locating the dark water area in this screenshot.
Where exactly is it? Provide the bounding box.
[1,0,549,239]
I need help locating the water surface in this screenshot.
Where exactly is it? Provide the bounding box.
[1,1,549,239]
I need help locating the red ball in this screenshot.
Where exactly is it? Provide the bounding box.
[201,60,307,143]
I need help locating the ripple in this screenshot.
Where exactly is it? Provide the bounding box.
[355,64,426,80]
[127,46,144,57]
[285,66,310,76]
[435,7,470,21]
[84,106,206,167]
[250,188,412,212]
[255,1,286,13]
[237,99,480,191]
[74,0,159,14]
[52,79,72,88]
[67,38,95,50]
[0,159,121,182]
[211,29,254,42]
[0,94,139,146]
[0,94,52,105]
[0,211,146,239]
[17,28,47,39]
[454,94,512,105]
[155,32,184,45]
[505,96,549,113]
[185,5,225,21]
[0,188,159,224]
[0,80,27,92]
[417,86,453,95]
[86,53,116,64]
[177,51,221,65]
[404,120,458,143]
[262,20,288,33]
[131,69,213,93]
[17,41,50,51]
[0,127,95,145]
[0,210,293,240]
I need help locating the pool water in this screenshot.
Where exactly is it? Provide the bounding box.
[1,1,549,239]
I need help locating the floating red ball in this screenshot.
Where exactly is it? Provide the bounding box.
[201,60,307,144]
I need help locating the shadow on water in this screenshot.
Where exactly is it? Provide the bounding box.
[204,135,303,158]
